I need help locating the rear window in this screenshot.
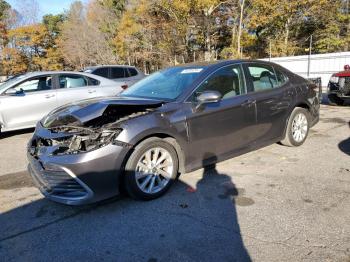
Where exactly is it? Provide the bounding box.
[111,67,125,78]
[128,68,138,77]
[88,77,100,86]
[247,64,278,92]
[93,68,109,78]
[59,75,88,88]
[275,69,288,86]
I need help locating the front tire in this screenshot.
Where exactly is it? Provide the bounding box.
[281,107,310,147]
[328,94,344,106]
[124,137,179,200]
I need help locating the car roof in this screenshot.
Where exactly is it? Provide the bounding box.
[166,59,281,70]
[5,71,117,85]
[84,65,137,70]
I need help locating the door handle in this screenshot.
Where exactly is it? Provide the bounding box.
[241,99,256,107]
[45,94,55,98]
[88,89,96,94]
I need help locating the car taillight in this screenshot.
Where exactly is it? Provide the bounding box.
[121,84,128,90]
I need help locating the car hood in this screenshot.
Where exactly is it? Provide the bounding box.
[41,96,165,128]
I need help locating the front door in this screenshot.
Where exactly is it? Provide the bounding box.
[185,64,257,164]
[1,75,57,130]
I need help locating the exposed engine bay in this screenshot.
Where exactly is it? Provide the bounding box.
[29,102,163,157]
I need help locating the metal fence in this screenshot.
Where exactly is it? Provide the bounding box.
[261,52,350,87]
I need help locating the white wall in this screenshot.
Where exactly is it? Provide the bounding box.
[261,52,350,86]
[0,76,7,83]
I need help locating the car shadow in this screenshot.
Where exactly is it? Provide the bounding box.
[0,128,34,139]
[0,153,251,261]
[338,122,350,156]
[321,92,350,106]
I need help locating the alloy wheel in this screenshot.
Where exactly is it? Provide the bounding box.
[291,113,308,142]
[135,147,174,194]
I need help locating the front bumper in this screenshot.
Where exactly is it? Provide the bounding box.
[27,128,130,205]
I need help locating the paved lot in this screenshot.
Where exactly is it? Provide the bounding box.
[0,104,349,262]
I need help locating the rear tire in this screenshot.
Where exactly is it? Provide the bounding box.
[328,94,344,106]
[124,137,179,200]
[281,107,310,147]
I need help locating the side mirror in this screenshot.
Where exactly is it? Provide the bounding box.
[196,90,222,104]
[5,88,24,96]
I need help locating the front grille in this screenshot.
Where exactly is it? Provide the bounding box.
[29,157,89,199]
[42,170,88,198]
[28,134,91,200]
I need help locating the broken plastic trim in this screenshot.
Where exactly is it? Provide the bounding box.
[45,127,124,155]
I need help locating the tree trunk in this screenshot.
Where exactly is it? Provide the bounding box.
[284,18,290,56]
[237,0,245,58]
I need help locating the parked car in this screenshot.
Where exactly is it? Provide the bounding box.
[27,60,320,205]
[327,65,350,105]
[83,65,145,88]
[0,71,123,133]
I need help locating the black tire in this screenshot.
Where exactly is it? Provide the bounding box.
[281,107,310,147]
[328,94,345,106]
[124,137,179,200]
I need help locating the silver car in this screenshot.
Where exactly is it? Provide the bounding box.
[0,71,122,133]
[83,65,145,88]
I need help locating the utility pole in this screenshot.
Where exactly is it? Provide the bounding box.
[307,35,312,78]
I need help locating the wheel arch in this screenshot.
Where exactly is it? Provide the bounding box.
[294,102,311,112]
[282,104,311,139]
[128,133,186,174]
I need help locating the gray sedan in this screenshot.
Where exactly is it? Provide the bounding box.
[0,71,123,133]
[27,60,319,205]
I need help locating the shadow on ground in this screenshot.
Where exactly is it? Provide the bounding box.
[338,122,350,156]
[0,153,251,262]
[0,128,34,139]
[321,92,350,106]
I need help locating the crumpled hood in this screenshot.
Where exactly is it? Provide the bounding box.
[42,96,164,128]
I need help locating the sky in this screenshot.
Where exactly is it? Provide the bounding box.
[7,0,78,17]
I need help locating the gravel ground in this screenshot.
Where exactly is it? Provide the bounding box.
[0,104,349,262]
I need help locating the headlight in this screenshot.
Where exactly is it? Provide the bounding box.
[50,128,123,155]
[68,129,122,152]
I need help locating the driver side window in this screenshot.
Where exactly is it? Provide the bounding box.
[14,76,53,93]
[194,65,244,101]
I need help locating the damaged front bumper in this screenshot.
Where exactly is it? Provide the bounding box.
[27,123,131,205]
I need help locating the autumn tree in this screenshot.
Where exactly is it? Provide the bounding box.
[59,0,125,69]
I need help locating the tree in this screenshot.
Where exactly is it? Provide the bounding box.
[58,0,118,69]
[0,0,10,21]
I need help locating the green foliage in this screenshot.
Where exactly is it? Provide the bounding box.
[42,14,65,36]
[0,0,10,21]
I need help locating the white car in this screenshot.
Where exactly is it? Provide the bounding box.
[0,71,123,133]
[83,65,145,88]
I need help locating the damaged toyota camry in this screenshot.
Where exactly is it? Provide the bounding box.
[27,60,320,205]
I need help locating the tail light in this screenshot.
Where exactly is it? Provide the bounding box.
[121,84,128,90]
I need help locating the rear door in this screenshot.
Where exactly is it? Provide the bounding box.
[243,62,295,143]
[185,64,257,159]
[55,74,96,106]
[110,67,129,88]
[1,75,57,129]
[126,67,144,86]
[88,76,123,97]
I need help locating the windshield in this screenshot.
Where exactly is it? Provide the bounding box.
[120,67,205,100]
